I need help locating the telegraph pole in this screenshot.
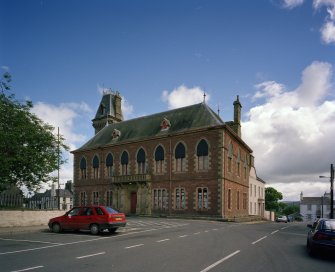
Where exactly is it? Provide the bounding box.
[331,164,334,219]
[57,127,60,210]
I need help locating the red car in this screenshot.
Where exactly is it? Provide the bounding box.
[48,206,126,235]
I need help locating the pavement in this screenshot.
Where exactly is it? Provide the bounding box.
[0,225,49,235]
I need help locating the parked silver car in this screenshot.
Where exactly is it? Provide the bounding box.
[276,215,288,223]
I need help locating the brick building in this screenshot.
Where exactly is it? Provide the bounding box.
[72,91,253,219]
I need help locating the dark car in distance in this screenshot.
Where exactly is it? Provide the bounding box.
[306,218,335,256]
[48,206,126,235]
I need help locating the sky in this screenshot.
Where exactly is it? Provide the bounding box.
[1,0,335,201]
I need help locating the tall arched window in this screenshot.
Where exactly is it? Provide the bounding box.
[175,142,186,172]
[197,187,208,209]
[92,155,99,178]
[106,153,113,177]
[155,145,165,174]
[121,151,129,175]
[80,157,87,179]
[137,148,146,174]
[197,139,209,170]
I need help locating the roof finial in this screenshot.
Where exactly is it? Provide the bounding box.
[203,89,206,104]
[217,104,220,116]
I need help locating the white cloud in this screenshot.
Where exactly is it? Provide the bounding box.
[121,96,134,120]
[243,61,335,200]
[270,181,329,201]
[282,0,304,9]
[253,81,285,100]
[313,0,335,44]
[320,21,335,44]
[31,101,93,183]
[161,85,209,109]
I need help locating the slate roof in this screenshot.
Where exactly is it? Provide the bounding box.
[301,197,331,205]
[75,103,224,152]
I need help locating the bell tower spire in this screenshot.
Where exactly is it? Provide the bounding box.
[92,89,123,134]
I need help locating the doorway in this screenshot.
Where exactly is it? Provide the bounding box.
[131,192,137,214]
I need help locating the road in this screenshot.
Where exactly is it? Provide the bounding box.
[0,218,334,272]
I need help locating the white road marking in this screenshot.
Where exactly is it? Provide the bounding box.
[0,225,184,255]
[281,226,289,230]
[199,250,240,272]
[0,238,61,245]
[252,236,267,245]
[125,244,144,249]
[10,266,44,272]
[271,230,279,235]
[156,238,170,243]
[179,235,188,238]
[76,252,105,259]
[194,232,201,235]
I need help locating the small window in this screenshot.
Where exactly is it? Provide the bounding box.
[68,207,81,216]
[80,207,92,216]
[95,207,104,215]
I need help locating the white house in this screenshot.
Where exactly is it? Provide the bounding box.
[249,156,265,217]
[300,192,332,221]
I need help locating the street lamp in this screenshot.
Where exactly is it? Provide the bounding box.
[319,163,334,219]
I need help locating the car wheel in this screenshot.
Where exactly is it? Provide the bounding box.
[90,224,100,235]
[52,223,61,233]
[108,228,118,233]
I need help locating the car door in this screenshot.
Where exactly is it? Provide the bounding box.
[76,207,94,230]
[62,207,82,230]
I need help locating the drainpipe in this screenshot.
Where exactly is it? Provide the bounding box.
[169,136,172,216]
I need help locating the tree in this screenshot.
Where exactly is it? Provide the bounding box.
[283,203,300,216]
[265,187,283,213]
[0,72,69,192]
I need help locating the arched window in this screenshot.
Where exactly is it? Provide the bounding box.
[106,153,113,177]
[106,190,113,206]
[137,148,146,174]
[197,139,209,170]
[175,142,186,172]
[155,145,165,174]
[80,157,87,179]
[92,155,99,179]
[121,151,129,175]
[197,187,208,209]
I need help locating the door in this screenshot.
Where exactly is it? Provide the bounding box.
[131,192,137,214]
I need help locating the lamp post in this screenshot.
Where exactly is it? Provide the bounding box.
[319,163,334,219]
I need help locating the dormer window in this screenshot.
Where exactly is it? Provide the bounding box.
[160,118,171,131]
[112,129,121,139]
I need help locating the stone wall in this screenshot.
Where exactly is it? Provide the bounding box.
[0,210,66,227]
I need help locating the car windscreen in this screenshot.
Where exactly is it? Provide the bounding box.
[323,220,335,231]
[105,206,119,214]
